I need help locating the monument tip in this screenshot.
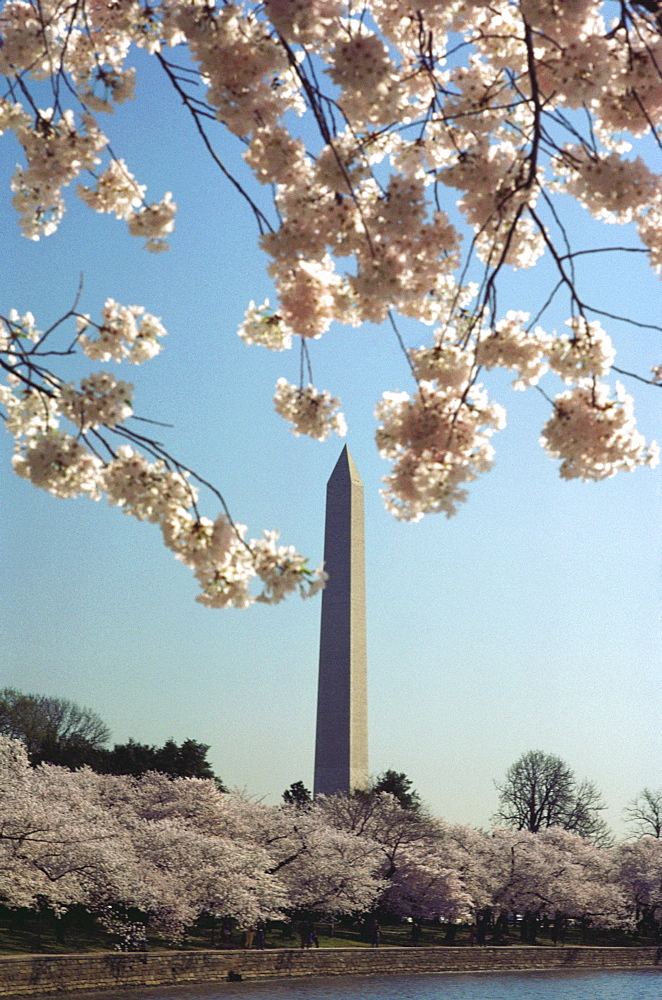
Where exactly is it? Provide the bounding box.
[329,444,362,486]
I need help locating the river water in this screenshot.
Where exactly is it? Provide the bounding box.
[71,969,662,1000]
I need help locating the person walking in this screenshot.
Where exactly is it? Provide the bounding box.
[256,920,266,949]
[370,919,381,948]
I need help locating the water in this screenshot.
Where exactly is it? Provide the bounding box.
[70,969,662,1000]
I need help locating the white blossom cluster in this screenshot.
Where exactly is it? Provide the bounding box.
[58,373,134,431]
[547,318,616,384]
[173,1,301,137]
[274,378,347,441]
[126,191,177,252]
[102,446,197,523]
[12,431,104,499]
[0,2,174,249]
[0,385,57,444]
[554,148,661,225]
[77,159,145,219]
[163,511,326,609]
[10,109,108,239]
[77,299,168,364]
[2,0,662,598]
[407,341,474,393]
[0,305,324,609]
[5,94,174,248]
[379,306,656,515]
[83,174,175,250]
[237,300,294,350]
[476,312,551,390]
[375,382,506,521]
[540,382,660,481]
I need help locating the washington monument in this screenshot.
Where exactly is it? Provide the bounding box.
[313,445,368,797]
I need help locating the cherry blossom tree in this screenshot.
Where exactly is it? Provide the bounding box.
[3,736,659,944]
[616,835,662,934]
[2,1,662,607]
[362,816,629,937]
[486,826,627,934]
[379,833,476,924]
[271,808,385,916]
[0,741,288,939]
[316,788,457,929]
[0,737,138,915]
[106,773,384,920]
[206,792,385,916]
[317,789,439,878]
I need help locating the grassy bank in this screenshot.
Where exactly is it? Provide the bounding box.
[0,906,657,955]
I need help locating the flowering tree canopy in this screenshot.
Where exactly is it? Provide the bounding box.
[2,0,662,606]
[4,736,661,943]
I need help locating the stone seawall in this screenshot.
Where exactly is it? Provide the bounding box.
[0,946,660,997]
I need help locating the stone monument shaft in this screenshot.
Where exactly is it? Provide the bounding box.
[314,445,368,797]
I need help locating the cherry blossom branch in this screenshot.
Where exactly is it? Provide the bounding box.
[2,0,662,582]
[155,53,273,235]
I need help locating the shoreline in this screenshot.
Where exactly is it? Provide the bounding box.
[0,945,661,997]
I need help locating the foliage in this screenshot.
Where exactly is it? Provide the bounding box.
[97,738,222,783]
[0,690,223,784]
[0,688,110,766]
[2,1,662,606]
[369,770,422,813]
[282,781,312,808]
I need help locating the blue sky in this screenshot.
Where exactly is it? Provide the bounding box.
[1,47,661,838]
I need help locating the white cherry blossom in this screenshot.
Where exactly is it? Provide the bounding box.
[376,383,506,520]
[78,299,167,364]
[274,378,347,440]
[548,318,616,384]
[540,381,659,481]
[12,431,103,499]
[238,300,294,350]
[2,0,662,606]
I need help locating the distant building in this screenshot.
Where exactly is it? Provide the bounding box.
[313,446,368,797]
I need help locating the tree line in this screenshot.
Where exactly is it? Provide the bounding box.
[0,688,222,783]
[2,732,662,952]
[3,688,662,952]
[4,688,660,840]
